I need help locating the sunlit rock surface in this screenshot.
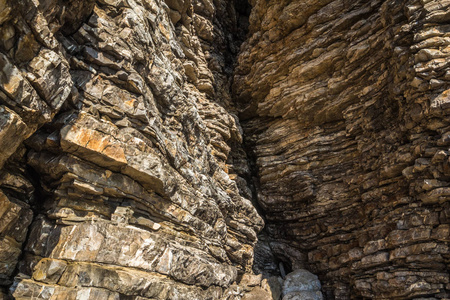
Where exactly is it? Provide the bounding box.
[1,0,450,299]
[0,0,265,298]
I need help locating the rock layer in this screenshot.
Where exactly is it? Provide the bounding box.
[0,0,267,298]
[235,0,450,298]
[2,0,450,299]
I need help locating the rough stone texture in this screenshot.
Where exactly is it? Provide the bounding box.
[2,0,450,299]
[0,0,265,298]
[0,191,33,288]
[235,0,450,298]
[282,270,323,300]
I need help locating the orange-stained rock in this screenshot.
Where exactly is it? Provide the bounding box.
[2,0,449,298]
[60,115,128,168]
[0,0,263,298]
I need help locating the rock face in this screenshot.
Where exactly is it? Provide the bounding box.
[282,269,323,300]
[0,0,266,298]
[235,0,450,298]
[1,0,450,299]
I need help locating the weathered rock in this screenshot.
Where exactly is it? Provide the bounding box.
[282,270,323,300]
[235,0,450,298]
[0,190,33,287]
[0,0,263,298]
[1,0,450,298]
[264,277,283,300]
[0,106,30,169]
[242,287,273,300]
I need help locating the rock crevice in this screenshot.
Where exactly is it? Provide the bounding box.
[1,0,449,299]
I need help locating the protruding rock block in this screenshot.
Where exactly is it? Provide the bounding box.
[282,270,323,300]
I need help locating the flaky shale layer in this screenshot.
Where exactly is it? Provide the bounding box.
[235,0,450,298]
[0,0,266,298]
[1,0,450,299]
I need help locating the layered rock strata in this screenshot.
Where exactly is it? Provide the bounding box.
[0,0,267,298]
[235,0,450,298]
[2,0,450,299]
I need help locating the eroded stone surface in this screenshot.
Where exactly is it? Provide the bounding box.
[0,0,264,298]
[235,0,450,298]
[282,270,323,300]
[1,0,450,298]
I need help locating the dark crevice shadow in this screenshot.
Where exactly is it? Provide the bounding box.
[10,177,42,275]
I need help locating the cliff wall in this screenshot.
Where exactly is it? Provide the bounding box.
[235,0,450,298]
[0,0,449,299]
[0,0,266,298]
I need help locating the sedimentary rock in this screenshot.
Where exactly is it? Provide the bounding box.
[235,0,450,298]
[2,0,450,298]
[0,0,265,298]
